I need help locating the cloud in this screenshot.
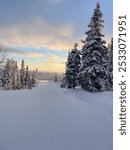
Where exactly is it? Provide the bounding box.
[26,53,67,72]
[34,62,65,72]
[5,46,67,72]
[43,53,66,64]
[0,0,112,51]
[6,47,43,58]
[40,54,66,72]
[0,18,77,51]
[42,53,67,72]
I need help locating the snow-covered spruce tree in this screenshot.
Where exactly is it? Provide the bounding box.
[61,43,81,89]
[0,47,6,89]
[0,46,6,67]
[107,38,113,90]
[1,59,12,90]
[109,38,113,72]
[11,60,18,90]
[15,64,21,90]
[79,2,109,92]
[20,59,26,89]
[25,65,35,89]
[30,71,36,88]
[25,65,29,88]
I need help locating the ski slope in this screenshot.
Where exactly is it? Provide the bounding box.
[0,81,113,150]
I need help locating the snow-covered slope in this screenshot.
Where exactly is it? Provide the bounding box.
[0,81,113,150]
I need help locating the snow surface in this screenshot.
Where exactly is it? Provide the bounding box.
[0,81,113,150]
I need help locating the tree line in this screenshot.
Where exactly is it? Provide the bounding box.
[0,57,37,90]
[61,2,113,92]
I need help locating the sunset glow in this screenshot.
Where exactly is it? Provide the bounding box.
[0,0,112,72]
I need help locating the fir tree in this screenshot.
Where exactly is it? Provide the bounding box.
[16,64,21,90]
[25,65,29,88]
[109,38,113,72]
[1,59,12,90]
[107,38,113,90]
[11,60,17,90]
[62,43,81,89]
[20,59,26,89]
[79,2,108,92]
[27,72,32,89]
[31,71,36,88]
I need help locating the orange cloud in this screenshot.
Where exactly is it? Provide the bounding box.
[14,53,67,72]
[6,47,43,58]
[0,18,77,51]
[13,52,43,58]
[43,53,66,64]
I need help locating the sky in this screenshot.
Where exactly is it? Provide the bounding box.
[0,0,113,72]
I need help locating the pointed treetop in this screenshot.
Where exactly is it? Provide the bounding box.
[84,1,104,43]
[96,1,100,8]
[74,43,78,50]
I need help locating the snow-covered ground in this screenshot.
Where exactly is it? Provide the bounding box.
[0,81,113,150]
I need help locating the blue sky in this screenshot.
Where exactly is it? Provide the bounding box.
[0,0,113,72]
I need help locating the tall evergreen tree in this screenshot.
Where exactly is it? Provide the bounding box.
[20,59,26,89]
[25,65,29,88]
[79,2,108,92]
[31,71,36,88]
[25,65,34,89]
[108,38,113,72]
[11,60,17,90]
[61,43,81,89]
[0,47,6,67]
[107,38,113,90]
[15,64,21,90]
[1,59,12,90]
